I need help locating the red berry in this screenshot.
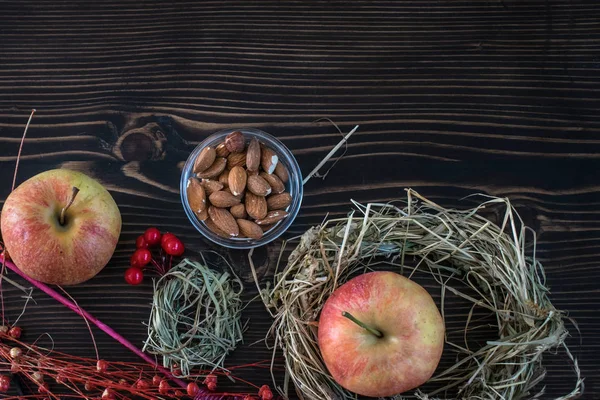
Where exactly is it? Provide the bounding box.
[206,381,217,391]
[0,376,10,386]
[144,227,162,246]
[161,233,176,248]
[131,248,152,268]
[8,326,22,339]
[136,379,149,389]
[262,391,273,400]
[152,375,161,386]
[187,382,200,397]
[158,379,170,395]
[0,381,8,393]
[163,237,184,257]
[10,363,18,373]
[158,379,169,388]
[136,235,149,249]
[96,359,108,372]
[258,385,273,400]
[124,267,143,285]
[203,374,217,385]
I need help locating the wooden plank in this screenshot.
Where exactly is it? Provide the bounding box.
[0,0,598,397]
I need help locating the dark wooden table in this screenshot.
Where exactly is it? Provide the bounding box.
[1,1,598,398]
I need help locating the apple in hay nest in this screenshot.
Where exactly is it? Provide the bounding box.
[318,271,445,398]
[1,169,122,285]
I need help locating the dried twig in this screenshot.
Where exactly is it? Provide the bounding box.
[302,125,359,186]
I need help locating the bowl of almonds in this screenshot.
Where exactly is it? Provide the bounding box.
[181,128,303,248]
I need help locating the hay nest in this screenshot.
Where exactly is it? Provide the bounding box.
[253,189,583,400]
[143,256,244,377]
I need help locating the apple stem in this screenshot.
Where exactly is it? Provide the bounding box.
[59,186,80,225]
[341,311,383,338]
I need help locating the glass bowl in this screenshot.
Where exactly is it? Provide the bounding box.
[180,128,303,249]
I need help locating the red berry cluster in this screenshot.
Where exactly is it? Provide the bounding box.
[124,228,185,285]
[0,325,23,393]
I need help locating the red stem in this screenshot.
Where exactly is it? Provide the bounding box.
[150,258,164,275]
[0,256,188,390]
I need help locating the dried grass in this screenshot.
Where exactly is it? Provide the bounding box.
[143,256,244,377]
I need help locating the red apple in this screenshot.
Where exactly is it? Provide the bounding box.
[318,271,445,397]
[1,169,122,285]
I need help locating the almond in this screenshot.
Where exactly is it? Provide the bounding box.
[209,190,241,208]
[261,146,279,174]
[246,137,261,172]
[187,178,208,220]
[218,170,229,187]
[225,131,245,153]
[227,151,247,169]
[260,172,285,194]
[230,203,247,219]
[274,162,289,183]
[267,192,292,210]
[228,166,247,196]
[245,192,268,220]
[215,143,230,158]
[197,157,227,179]
[260,223,275,233]
[247,175,272,197]
[208,206,239,237]
[226,186,244,201]
[193,146,216,174]
[200,179,224,195]
[236,219,263,240]
[205,218,230,239]
[256,210,289,225]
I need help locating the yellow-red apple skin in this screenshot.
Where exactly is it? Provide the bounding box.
[318,271,445,397]
[1,169,121,285]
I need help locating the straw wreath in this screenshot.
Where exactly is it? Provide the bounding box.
[253,189,583,400]
[143,256,244,377]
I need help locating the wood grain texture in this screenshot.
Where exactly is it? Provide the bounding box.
[0,0,599,398]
